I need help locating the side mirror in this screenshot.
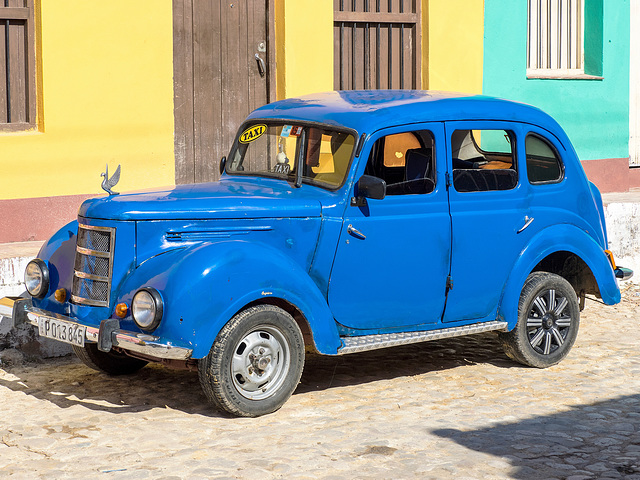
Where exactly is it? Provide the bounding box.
[352,175,386,206]
[219,156,227,175]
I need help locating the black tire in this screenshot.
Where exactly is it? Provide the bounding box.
[72,343,148,375]
[198,305,305,417]
[499,272,580,368]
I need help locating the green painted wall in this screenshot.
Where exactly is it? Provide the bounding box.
[482,0,630,161]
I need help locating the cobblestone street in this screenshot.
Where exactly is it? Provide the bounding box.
[1,284,639,479]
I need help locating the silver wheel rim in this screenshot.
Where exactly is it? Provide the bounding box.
[526,288,573,355]
[231,325,291,400]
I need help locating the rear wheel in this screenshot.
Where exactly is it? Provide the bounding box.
[499,272,580,368]
[72,343,148,375]
[198,305,305,417]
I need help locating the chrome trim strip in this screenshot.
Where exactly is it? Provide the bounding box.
[338,320,509,355]
[76,246,110,258]
[165,225,274,242]
[78,224,114,233]
[74,271,110,282]
[70,294,110,308]
[0,297,192,361]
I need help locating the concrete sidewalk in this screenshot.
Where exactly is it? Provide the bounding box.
[0,241,43,297]
[602,189,640,278]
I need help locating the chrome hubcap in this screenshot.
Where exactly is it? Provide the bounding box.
[526,288,572,355]
[231,326,291,400]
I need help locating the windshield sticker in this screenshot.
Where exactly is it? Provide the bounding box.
[280,125,302,138]
[239,124,267,143]
[280,125,292,137]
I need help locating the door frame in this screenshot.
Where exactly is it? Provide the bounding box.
[327,122,451,334]
[443,120,528,324]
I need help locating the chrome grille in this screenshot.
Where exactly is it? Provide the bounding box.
[77,227,111,252]
[71,225,115,307]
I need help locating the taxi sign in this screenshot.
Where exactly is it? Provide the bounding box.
[239,124,267,144]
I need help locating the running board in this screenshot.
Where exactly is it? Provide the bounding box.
[338,321,508,355]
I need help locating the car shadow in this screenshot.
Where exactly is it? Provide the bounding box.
[297,331,515,393]
[432,394,640,478]
[0,332,517,416]
[0,358,216,415]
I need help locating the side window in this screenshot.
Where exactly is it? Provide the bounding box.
[526,134,564,184]
[451,129,518,192]
[365,130,435,195]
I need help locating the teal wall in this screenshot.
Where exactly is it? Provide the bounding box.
[482,0,630,161]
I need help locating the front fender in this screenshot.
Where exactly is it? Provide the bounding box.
[117,240,341,358]
[498,224,620,330]
[31,220,78,314]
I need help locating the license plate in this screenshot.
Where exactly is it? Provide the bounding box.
[38,317,86,347]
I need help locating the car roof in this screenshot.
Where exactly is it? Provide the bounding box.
[247,90,565,139]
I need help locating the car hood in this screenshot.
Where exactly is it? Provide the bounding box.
[78,179,323,221]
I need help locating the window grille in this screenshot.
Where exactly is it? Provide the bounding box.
[527,0,584,75]
[334,0,421,90]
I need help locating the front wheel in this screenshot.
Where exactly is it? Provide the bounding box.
[499,272,580,368]
[72,343,148,375]
[198,305,305,417]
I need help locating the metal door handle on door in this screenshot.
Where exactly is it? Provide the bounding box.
[255,54,266,78]
[517,216,534,234]
[347,224,366,240]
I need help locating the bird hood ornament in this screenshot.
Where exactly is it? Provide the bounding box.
[101,164,121,195]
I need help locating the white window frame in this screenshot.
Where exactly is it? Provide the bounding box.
[527,0,585,78]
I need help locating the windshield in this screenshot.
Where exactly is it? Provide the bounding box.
[226,122,356,189]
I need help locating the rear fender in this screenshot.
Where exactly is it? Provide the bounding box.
[498,224,620,330]
[117,241,341,358]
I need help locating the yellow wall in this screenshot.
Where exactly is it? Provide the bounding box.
[0,1,175,200]
[275,0,334,100]
[424,0,484,94]
[0,0,483,201]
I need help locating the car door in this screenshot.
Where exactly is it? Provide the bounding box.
[443,121,531,323]
[327,123,451,331]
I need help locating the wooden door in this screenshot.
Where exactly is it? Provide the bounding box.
[174,0,275,184]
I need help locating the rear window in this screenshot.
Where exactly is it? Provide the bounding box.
[526,134,564,184]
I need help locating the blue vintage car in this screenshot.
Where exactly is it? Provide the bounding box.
[0,91,632,416]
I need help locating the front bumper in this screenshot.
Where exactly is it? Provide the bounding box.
[0,296,192,361]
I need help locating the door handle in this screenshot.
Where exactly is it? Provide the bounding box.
[254,53,266,78]
[517,215,534,234]
[347,224,366,240]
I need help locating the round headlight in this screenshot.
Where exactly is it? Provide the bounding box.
[131,287,163,331]
[25,259,50,299]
